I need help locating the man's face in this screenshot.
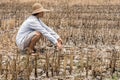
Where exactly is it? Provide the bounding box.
[38,12,44,18]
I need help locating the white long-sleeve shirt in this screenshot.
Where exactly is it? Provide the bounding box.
[16,15,60,50]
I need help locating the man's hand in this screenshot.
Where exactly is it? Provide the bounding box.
[56,42,62,50]
[57,38,63,44]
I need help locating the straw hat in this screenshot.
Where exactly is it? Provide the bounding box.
[32,3,50,14]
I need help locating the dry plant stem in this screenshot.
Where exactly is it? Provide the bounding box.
[51,50,56,77]
[86,52,89,78]
[64,55,67,76]
[50,47,59,76]
[45,52,49,77]
[110,48,117,76]
[34,54,38,78]
[5,61,8,80]
[54,48,60,76]
[0,54,2,75]
[11,58,17,80]
[17,53,21,76]
[26,51,30,80]
[57,50,61,75]
[54,50,58,75]
[51,56,54,76]
[70,52,73,74]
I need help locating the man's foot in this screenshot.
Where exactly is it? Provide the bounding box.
[20,49,27,55]
[22,47,47,55]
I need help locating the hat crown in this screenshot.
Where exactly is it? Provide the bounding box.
[32,3,50,14]
[32,3,43,11]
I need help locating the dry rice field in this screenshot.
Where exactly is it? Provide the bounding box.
[0,0,120,80]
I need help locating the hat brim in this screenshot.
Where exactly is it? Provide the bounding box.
[32,8,50,14]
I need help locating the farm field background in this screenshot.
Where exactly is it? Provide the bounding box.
[0,0,120,80]
[1,0,120,5]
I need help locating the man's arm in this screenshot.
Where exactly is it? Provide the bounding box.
[29,20,58,45]
[40,20,63,44]
[39,19,60,39]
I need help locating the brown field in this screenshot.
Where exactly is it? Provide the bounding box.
[1,0,120,5]
[0,0,120,80]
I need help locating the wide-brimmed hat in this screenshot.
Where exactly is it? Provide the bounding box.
[32,3,50,15]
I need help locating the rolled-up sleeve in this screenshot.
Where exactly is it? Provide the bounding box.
[29,20,58,45]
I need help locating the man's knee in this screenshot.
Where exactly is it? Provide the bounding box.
[35,31,41,38]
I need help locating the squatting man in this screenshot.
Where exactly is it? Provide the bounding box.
[16,3,63,54]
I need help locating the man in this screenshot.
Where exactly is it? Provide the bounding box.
[16,3,62,54]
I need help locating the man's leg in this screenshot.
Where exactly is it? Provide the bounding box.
[29,31,41,51]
